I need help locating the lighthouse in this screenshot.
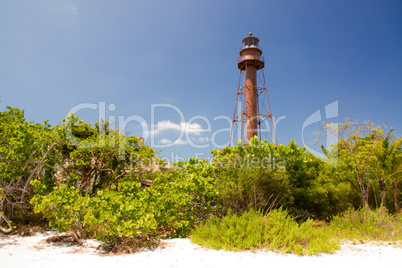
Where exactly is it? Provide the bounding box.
[230,33,277,145]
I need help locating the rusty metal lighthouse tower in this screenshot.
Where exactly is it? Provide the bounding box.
[229,32,277,146]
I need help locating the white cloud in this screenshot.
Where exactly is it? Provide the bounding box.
[147,120,204,136]
[159,138,172,144]
[196,137,210,143]
[159,138,187,145]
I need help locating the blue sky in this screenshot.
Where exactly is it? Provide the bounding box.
[1,0,401,161]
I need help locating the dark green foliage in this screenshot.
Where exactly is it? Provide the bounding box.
[304,162,360,220]
[211,138,291,214]
[211,137,358,220]
[212,161,290,214]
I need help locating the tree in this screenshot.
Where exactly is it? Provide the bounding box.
[211,138,290,213]
[321,120,389,209]
[370,130,402,209]
[378,134,402,211]
[54,113,156,191]
[0,106,59,221]
[211,137,352,219]
[388,138,402,212]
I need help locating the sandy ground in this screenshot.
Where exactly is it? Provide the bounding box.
[1,231,402,268]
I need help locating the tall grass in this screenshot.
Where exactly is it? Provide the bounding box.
[191,207,402,256]
[190,208,339,255]
[329,207,402,242]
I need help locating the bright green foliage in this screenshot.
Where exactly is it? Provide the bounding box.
[191,210,268,251]
[31,180,159,242]
[31,157,218,244]
[322,120,402,210]
[0,106,58,220]
[31,182,90,233]
[56,113,155,191]
[28,112,219,247]
[28,112,171,246]
[151,158,218,237]
[191,208,339,255]
[324,121,385,208]
[3,100,402,253]
[330,208,402,241]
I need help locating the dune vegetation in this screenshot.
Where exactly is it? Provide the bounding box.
[1,105,401,254]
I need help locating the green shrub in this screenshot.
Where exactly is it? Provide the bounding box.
[151,159,219,237]
[30,157,219,250]
[191,208,339,255]
[213,167,290,214]
[31,180,159,242]
[330,208,402,241]
[211,138,358,220]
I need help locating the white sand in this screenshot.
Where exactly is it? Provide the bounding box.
[1,231,401,268]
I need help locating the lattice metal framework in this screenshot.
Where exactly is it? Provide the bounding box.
[229,33,277,146]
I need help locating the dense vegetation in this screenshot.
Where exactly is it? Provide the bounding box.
[191,208,339,255]
[1,104,401,254]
